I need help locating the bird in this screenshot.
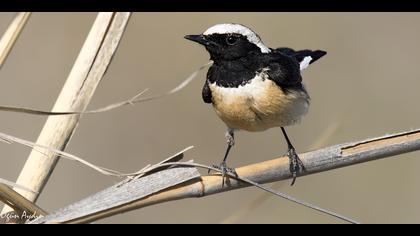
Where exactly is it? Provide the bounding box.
[185,23,326,186]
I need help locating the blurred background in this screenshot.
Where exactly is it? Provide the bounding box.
[0,12,420,224]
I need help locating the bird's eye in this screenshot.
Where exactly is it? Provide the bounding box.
[226,35,238,45]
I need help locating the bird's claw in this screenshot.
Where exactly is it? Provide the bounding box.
[287,148,305,186]
[208,162,237,187]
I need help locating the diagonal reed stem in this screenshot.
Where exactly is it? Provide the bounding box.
[0,12,132,218]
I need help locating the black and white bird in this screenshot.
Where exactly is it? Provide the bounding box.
[185,23,326,185]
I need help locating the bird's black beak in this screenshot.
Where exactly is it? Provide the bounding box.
[184,34,208,45]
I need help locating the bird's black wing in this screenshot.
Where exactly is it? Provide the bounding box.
[264,51,302,87]
[202,79,212,104]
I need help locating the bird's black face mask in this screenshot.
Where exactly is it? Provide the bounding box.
[185,33,262,61]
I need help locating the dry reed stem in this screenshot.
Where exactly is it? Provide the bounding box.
[222,121,342,223]
[0,184,47,224]
[31,128,420,224]
[0,12,31,69]
[1,12,131,216]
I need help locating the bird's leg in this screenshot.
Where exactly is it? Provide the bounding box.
[281,127,305,186]
[209,128,237,187]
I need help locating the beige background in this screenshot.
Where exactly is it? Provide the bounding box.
[0,12,420,223]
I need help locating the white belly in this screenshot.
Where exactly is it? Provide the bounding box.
[209,76,310,132]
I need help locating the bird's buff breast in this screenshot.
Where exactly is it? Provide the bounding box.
[209,76,310,132]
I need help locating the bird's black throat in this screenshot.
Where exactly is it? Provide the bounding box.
[207,56,261,88]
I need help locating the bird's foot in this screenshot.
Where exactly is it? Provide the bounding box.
[287,147,305,186]
[208,162,237,187]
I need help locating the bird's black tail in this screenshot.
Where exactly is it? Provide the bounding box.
[276,47,327,66]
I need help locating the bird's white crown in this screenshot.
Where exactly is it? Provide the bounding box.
[203,23,271,53]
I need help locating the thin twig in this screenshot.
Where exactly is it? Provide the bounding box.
[0,62,211,116]
[0,131,194,178]
[0,178,37,194]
